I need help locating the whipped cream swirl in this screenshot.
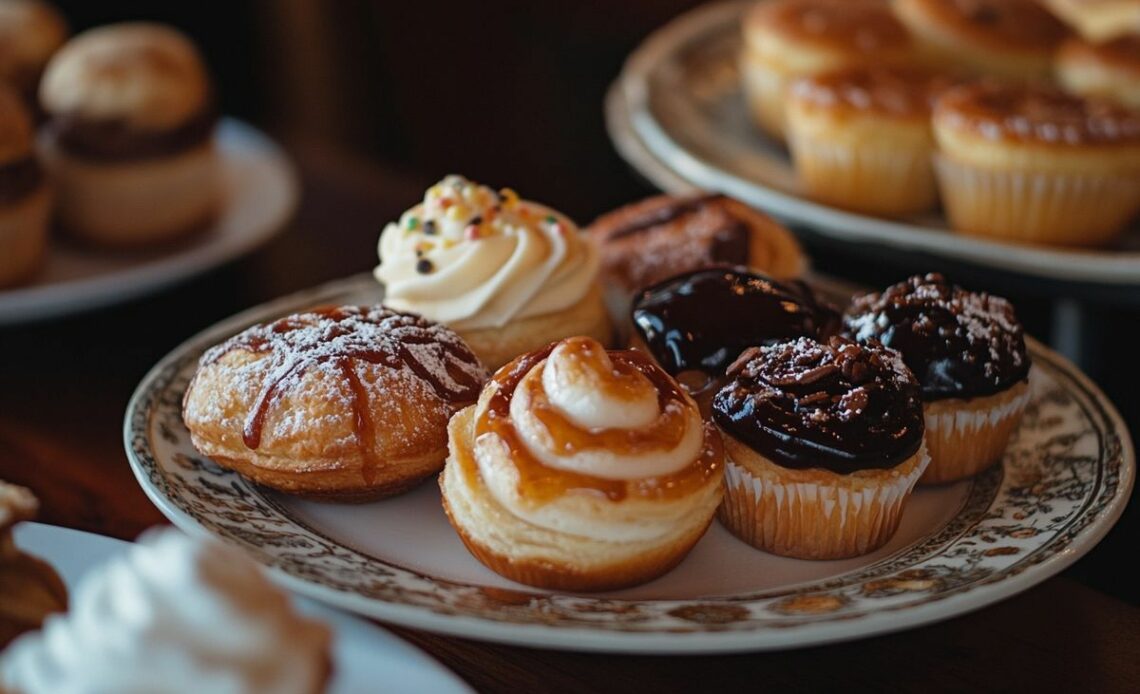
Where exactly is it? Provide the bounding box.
[0,529,330,694]
[374,175,599,330]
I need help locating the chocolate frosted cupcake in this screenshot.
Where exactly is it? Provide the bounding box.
[587,193,804,329]
[712,336,929,559]
[846,274,1031,484]
[0,87,50,288]
[630,268,839,410]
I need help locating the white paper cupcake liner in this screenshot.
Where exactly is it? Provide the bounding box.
[718,442,930,560]
[934,155,1140,246]
[921,384,1031,485]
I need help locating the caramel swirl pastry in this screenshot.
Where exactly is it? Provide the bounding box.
[440,336,724,591]
[182,306,487,501]
[712,336,929,560]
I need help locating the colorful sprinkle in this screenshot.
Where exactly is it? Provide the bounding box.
[464,225,482,240]
[446,205,465,221]
[405,216,419,230]
[423,220,437,235]
[416,258,434,274]
[545,215,557,225]
[469,216,483,226]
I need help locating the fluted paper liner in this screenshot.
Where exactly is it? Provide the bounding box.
[934,155,1140,246]
[921,381,1030,484]
[718,436,930,560]
[787,132,938,216]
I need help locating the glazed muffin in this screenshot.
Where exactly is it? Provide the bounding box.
[38,23,218,246]
[0,0,67,107]
[1056,34,1140,109]
[375,175,611,370]
[741,0,914,139]
[1,529,331,694]
[0,88,50,288]
[786,66,961,217]
[183,306,487,501]
[630,267,840,412]
[712,337,929,559]
[933,82,1140,246]
[846,274,1031,484]
[892,0,1070,80]
[1042,0,1140,41]
[0,481,67,649]
[441,337,723,591]
[587,193,805,327]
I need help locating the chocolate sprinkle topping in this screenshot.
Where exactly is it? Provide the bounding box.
[631,268,841,377]
[416,258,434,274]
[712,336,924,473]
[844,274,1030,400]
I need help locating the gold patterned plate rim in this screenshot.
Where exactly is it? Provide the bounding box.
[124,274,1134,653]
[609,0,1140,286]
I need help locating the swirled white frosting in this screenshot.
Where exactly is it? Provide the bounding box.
[0,529,330,694]
[374,175,599,330]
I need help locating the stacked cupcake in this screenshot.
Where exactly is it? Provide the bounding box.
[740,0,1140,248]
[0,2,221,287]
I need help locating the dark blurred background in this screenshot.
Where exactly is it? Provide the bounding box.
[44,0,1137,602]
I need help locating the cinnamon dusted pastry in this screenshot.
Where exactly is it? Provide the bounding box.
[440,336,723,591]
[630,268,840,410]
[846,274,1031,483]
[0,87,50,288]
[0,0,68,107]
[0,481,67,649]
[587,193,804,326]
[38,23,218,246]
[182,306,487,501]
[712,337,929,559]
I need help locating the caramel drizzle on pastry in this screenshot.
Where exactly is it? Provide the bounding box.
[202,306,484,482]
[475,343,721,502]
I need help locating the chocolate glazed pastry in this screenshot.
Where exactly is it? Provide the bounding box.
[711,336,930,559]
[845,274,1032,483]
[630,268,840,406]
[46,105,216,162]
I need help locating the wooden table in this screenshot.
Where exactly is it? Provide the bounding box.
[2,144,1138,693]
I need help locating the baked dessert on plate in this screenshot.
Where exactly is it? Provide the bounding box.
[441,336,723,591]
[0,88,50,288]
[1042,0,1140,41]
[741,0,914,139]
[38,22,219,246]
[587,192,804,328]
[786,65,961,217]
[712,336,929,559]
[933,81,1140,246]
[374,175,611,370]
[630,267,839,411]
[846,273,1031,484]
[0,481,66,649]
[892,0,1070,80]
[0,528,331,693]
[0,0,67,107]
[1056,34,1140,109]
[182,305,487,501]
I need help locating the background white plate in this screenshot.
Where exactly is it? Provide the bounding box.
[0,119,298,325]
[9,522,472,694]
[608,0,1140,286]
[124,275,1134,654]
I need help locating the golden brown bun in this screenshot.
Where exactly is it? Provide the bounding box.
[588,193,804,293]
[0,0,67,96]
[39,22,209,130]
[893,0,1070,79]
[456,282,612,372]
[1056,34,1140,109]
[183,306,487,501]
[1043,0,1140,40]
[0,86,33,163]
[0,481,68,649]
[741,0,914,137]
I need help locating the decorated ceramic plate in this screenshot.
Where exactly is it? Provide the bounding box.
[0,119,298,325]
[608,0,1140,286]
[11,523,472,693]
[124,274,1134,654]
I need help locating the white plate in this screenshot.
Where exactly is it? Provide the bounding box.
[123,274,1134,654]
[609,0,1140,286]
[10,522,472,694]
[0,119,298,325]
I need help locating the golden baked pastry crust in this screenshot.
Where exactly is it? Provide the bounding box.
[183,306,487,501]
